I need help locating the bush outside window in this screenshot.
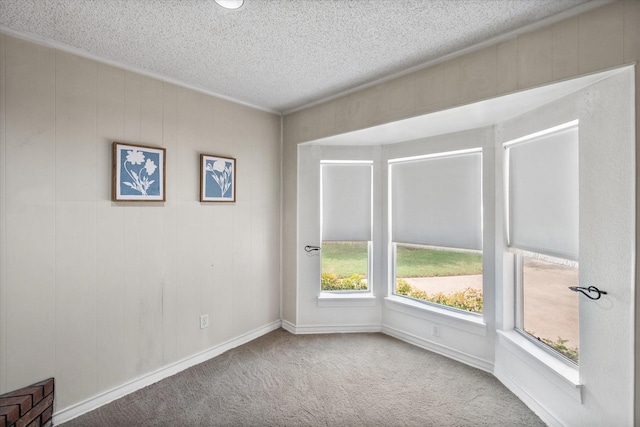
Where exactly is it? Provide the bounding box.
[321,241,369,291]
[394,244,483,313]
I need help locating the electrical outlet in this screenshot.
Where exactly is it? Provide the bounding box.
[431,325,439,337]
[200,314,209,329]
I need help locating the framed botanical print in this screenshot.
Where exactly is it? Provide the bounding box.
[200,154,236,202]
[113,142,166,201]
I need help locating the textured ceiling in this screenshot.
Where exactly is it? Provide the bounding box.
[0,0,599,113]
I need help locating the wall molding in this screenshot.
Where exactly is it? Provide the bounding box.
[52,320,282,425]
[281,319,297,334]
[281,320,380,334]
[381,324,493,373]
[494,365,563,427]
[283,321,493,371]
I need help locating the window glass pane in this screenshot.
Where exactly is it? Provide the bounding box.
[522,257,579,363]
[394,244,483,313]
[321,241,368,291]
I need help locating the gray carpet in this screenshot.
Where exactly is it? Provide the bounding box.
[61,329,545,426]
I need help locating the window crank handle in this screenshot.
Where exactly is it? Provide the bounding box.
[568,285,607,300]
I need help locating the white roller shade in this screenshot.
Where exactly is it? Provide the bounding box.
[506,122,579,261]
[321,162,372,241]
[390,151,482,250]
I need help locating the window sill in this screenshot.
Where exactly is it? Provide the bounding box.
[317,293,377,307]
[384,295,487,336]
[497,329,582,403]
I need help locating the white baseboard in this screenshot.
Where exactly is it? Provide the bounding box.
[281,319,297,334]
[494,365,563,427]
[281,320,381,334]
[381,324,493,373]
[283,321,492,374]
[52,320,282,426]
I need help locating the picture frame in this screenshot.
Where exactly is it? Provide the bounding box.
[112,142,166,202]
[200,154,236,202]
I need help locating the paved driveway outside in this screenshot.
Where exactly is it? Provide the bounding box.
[404,259,579,348]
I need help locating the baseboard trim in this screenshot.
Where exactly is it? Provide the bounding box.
[381,324,493,373]
[281,320,381,334]
[494,365,563,427]
[281,319,297,334]
[52,320,282,425]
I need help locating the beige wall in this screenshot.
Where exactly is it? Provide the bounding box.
[282,0,640,416]
[0,34,282,411]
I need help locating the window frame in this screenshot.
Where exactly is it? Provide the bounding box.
[320,240,372,294]
[503,120,580,367]
[512,250,580,367]
[391,242,484,316]
[387,148,484,314]
[319,160,374,295]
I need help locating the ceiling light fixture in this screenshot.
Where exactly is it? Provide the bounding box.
[214,0,244,10]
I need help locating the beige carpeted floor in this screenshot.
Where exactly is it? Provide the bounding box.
[61,329,545,426]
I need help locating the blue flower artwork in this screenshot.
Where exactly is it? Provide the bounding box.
[201,154,236,202]
[113,142,165,201]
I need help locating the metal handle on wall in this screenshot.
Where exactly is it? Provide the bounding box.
[568,286,607,300]
[304,245,321,252]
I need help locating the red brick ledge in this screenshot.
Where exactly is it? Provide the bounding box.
[0,378,54,427]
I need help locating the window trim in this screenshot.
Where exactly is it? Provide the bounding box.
[317,293,377,307]
[391,243,484,313]
[320,240,373,295]
[512,252,580,367]
[497,329,582,403]
[504,121,581,368]
[388,148,484,314]
[319,159,374,295]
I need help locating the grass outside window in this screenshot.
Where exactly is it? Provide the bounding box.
[394,244,483,313]
[321,241,369,291]
[394,245,482,278]
[320,243,484,314]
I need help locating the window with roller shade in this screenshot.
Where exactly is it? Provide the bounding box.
[504,120,580,364]
[389,149,483,313]
[320,161,372,292]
